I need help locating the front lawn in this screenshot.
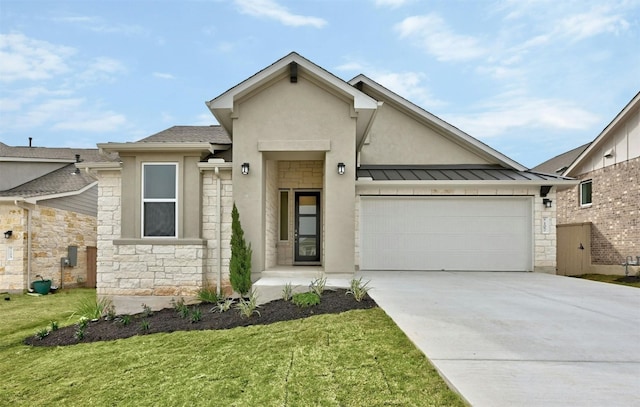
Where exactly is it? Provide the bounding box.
[0,289,464,406]
[573,274,640,288]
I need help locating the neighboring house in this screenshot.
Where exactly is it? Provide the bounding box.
[84,52,575,310]
[0,142,108,293]
[534,92,640,275]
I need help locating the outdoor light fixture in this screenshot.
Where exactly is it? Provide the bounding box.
[4,230,12,239]
[241,162,250,175]
[337,162,346,175]
[543,198,553,208]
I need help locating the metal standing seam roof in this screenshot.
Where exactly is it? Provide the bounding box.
[356,165,573,182]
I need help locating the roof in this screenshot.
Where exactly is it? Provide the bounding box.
[138,125,231,144]
[531,143,590,175]
[0,142,115,162]
[357,165,573,183]
[0,163,97,199]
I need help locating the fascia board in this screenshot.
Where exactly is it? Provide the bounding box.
[349,75,528,171]
[76,161,122,171]
[564,91,640,176]
[0,157,75,163]
[24,181,99,204]
[355,179,579,188]
[97,142,213,154]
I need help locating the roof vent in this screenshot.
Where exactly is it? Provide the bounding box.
[603,148,614,158]
[289,62,298,83]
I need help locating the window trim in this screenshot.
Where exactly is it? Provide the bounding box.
[579,179,592,207]
[141,162,178,238]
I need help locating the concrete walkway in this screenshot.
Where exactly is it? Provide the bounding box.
[360,271,640,407]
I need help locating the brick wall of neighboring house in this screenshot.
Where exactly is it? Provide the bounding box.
[0,203,96,292]
[354,186,557,273]
[557,157,639,265]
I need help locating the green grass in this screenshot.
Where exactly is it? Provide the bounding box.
[574,273,640,288]
[0,289,464,406]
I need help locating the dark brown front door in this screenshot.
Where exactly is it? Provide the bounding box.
[295,191,320,263]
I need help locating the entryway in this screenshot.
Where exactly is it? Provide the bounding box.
[295,191,320,263]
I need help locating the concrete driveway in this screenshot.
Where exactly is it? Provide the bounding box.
[360,271,640,407]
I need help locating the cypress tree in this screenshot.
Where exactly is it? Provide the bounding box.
[229,203,252,296]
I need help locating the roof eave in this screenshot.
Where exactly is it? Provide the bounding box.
[97,142,214,154]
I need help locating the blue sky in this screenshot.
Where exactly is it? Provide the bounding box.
[1,0,639,168]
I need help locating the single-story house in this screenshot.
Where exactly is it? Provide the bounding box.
[0,142,108,292]
[533,91,639,275]
[85,52,575,309]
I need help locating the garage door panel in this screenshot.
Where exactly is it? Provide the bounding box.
[360,197,532,271]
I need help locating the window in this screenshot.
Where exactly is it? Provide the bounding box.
[279,190,289,241]
[142,163,177,237]
[580,180,592,206]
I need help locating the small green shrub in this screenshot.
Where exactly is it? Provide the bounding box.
[230,203,252,296]
[73,297,113,320]
[141,303,153,318]
[292,292,320,308]
[140,319,150,331]
[309,276,327,296]
[172,298,190,318]
[212,298,234,313]
[116,315,131,326]
[197,286,223,304]
[50,321,59,331]
[35,327,50,340]
[236,291,260,318]
[346,277,371,302]
[77,316,89,330]
[74,317,89,340]
[104,304,117,321]
[282,282,294,301]
[190,307,202,323]
[74,327,85,340]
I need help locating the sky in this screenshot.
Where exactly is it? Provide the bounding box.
[1,0,639,168]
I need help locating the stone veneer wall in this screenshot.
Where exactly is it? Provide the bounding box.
[557,157,639,265]
[355,186,557,273]
[202,170,233,293]
[97,168,234,303]
[0,203,96,292]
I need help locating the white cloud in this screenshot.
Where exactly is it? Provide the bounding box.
[52,15,148,36]
[557,7,629,41]
[153,72,175,80]
[53,112,126,132]
[0,33,75,82]
[375,0,410,8]
[193,113,218,126]
[444,94,601,139]
[235,0,327,28]
[395,14,486,62]
[76,57,127,86]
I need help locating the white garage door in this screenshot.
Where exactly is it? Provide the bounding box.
[360,196,532,271]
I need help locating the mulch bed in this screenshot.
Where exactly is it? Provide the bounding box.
[25,289,377,347]
[616,275,640,283]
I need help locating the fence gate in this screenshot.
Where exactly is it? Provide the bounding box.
[86,246,97,288]
[557,223,591,276]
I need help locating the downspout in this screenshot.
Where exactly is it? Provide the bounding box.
[14,200,32,290]
[215,166,222,297]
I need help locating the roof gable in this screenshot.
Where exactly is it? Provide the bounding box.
[349,75,527,171]
[206,52,379,143]
[564,91,640,176]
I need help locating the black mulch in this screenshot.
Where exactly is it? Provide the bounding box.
[25,289,377,347]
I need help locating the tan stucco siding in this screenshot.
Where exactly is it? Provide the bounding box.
[360,104,493,165]
[232,75,357,274]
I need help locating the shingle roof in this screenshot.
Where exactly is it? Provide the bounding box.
[0,142,115,162]
[138,125,231,144]
[357,165,571,182]
[531,144,590,175]
[0,163,96,198]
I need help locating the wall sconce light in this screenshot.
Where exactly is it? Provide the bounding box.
[4,230,12,239]
[241,163,250,175]
[337,162,346,175]
[543,198,552,208]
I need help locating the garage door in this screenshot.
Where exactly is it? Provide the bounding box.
[360,196,532,271]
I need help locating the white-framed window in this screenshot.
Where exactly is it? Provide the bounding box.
[580,180,592,207]
[142,163,177,237]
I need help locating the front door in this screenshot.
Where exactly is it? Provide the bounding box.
[295,191,320,263]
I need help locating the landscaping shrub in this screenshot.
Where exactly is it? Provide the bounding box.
[292,292,320,308]
[230,203,252,296]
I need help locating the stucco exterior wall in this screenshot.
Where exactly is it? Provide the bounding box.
[355,185,557,273]
[360,104,492,166]
[232,74,356,275]
[558,157,639,266]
